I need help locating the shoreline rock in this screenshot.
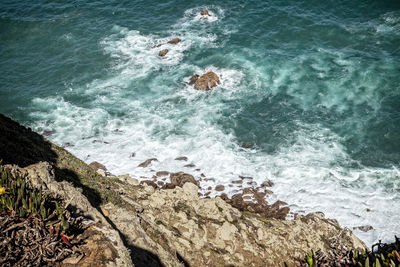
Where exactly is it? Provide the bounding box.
[0,113,368,266]
[138,158,158,168]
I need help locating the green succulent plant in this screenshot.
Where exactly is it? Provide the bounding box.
[0,165,69,231]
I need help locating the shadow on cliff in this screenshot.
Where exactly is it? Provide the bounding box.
[0,113,172,267]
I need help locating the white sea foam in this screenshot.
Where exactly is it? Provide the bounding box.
[181,6,224,24]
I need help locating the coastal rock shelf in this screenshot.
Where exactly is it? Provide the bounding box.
[0,113,367,266]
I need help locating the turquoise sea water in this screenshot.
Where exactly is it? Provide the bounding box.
[1,0,399,246]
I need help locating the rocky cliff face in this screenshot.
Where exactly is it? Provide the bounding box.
[0,114,366,266]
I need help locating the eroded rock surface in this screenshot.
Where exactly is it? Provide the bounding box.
[194,72,221,90]
[167,38,181,45]
[138,158,158,168]
[136,183,366,266]
[0,114,368,267]
[158,49,168,57]
[200,10,211,16]
[169,172,199,188]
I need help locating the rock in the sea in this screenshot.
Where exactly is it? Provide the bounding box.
[188,74,199,85]
[156,171,169,177]
[200,9,211,16]
[215,185,225,191]
[170,172,199,187]
[138,158,158,168]
[175,156,188,161]
[184,163,195,168]
[194,72,221,91]
[261,180,274,187]
[158,49,168,57]
[167,38,181,45]
[354,225,374,232]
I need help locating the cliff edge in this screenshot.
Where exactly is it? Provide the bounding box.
[0,114,366,266]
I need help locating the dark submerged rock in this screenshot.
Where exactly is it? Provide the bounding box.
[138,158,158,168]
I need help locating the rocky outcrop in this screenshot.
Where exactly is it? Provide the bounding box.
[158,49,168,57]
[89,161,109,176]
[167,38,181,45]
[175,156,188,161]
[193,72,221,90]
[4,162,133,267]
[137,183,366,266]
[169,172,199,188]
[188,74,199,85]
[138,158,158,168]
[0,114,368,266]
[153,38,181,48]
[200,10,211,16]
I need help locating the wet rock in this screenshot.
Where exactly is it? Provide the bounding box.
[92,140,109,144]
[261,180,274,187]
[175,156,188,161]
[215,185,225,191]
[138,158,158,168]
[193,72,221,91]
[188,74,199,85]
[89,161,107,172]
[184,163,195,168]
[240,143,254,149]
[353,225,374,232]
[159,49,168,57]
[156,171,169,177]
[167,38,181,44]
[170,172,199,188]
[42,130,54,137]
[232,180,243,184]
[200,9,211,16]
[62,142,74,148]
